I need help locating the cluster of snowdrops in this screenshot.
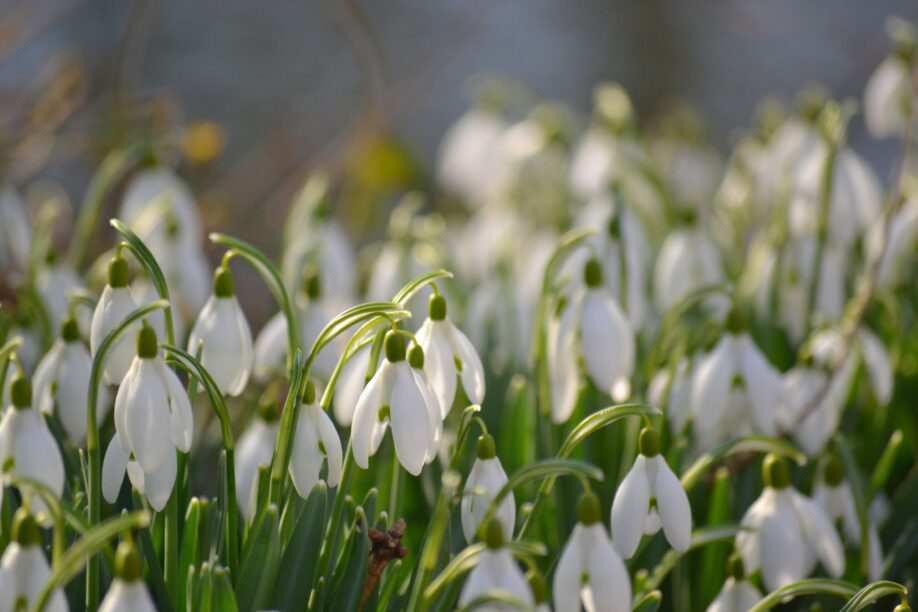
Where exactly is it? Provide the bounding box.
[1,19,918,612]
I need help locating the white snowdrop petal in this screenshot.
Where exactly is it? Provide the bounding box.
[690,336,735,449]
[611,455,651,558]
[289,407,322,498]
[253,312,289,382]
[736,490,773,575]
[234,419,278,522]
[580,290,634,397]
[759,492,809,591]
[419,320,457,418]
[100,580,158,612]
[102,433,130,504]
[124,361,172,471]
[159,362,193,453]
[739,334,782,436]
[553,525,587,612]
[549,302,580,424]
[189,296,254,396]
[858,329,893,405]
[31,344,61,416]
[351,366,389,469]
[91,286,140,385]
[448,321,486,406]
[16,410,65,499]
[56,343,99,442]
[145,447,177,512]
[584,523,631,612]
[389,364,432,476]
[653,455,692,553]
[410,369,443,464]
[316,407,343,487]
[792,491,845,578]
[333,343,371,427]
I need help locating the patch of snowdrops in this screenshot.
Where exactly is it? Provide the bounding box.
[0,18,917,612]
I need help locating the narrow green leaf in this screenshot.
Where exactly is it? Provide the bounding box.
[748,579,859,611]
[272,482,328,611]
[210,566,239,612]
[632,590,663,612]
[178,498,203,612]
[640,526,742,594]
[327,507,371,612]
[680,436,807,491]
[236,504,280,612]
[392,269,453,306]
[559,404,662,458]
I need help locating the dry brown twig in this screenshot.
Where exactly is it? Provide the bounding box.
[361,518,408,610]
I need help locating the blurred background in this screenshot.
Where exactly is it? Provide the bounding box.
[3,0,917,323]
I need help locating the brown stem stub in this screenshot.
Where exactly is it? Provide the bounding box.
[361,518,408,610]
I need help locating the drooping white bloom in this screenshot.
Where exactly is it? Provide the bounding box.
[461,434,514,543]
[102,325,193,511]
[188,267,254,396]
[0,187,31,275]
[689,323,784,450]
[91,256,140,385]
[289,381,343,498]
[333,343,372,427]
[235,413,279,522]
[813,459,884,581]
[120,167,202,252]
[351,332,441,476]
[33,317,109,442]
[706,556,762,612]
[254,272,340,382]
[0,376,65,524]
[648,356,696,435]
[651,133,724,210]
[549,258,634,423]
[458,519,534,611]
[554,493,631,612]
[809,327,893,406]
[99,541,156,612]
[611,428,692,558]
[417,294,485,417]
[752,116,821,213]
[436,105,508,207]
[869,196,918,287]
[735,455,844,592]
[37,259,87,332]
[654,227,724,312]
[864,55,914,139]
[0,511,68,612]
[780,358,855,457]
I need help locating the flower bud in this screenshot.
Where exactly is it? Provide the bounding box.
[727,553,745,581]
[302,379,316,405]
[115,540,143,582]
[12,509,41,547]
[639,427,661,457]
[136,324,159,359]
[61,316,80,343]
[576,491,601,525]
[476,434,496,460]
[481,517,504,549]
[763,453,791,490]
[384,331,406,363]
[584,258,603,288]
[213,266,234,298]
[304,269,321,300]
[823,454,844,487]
[725,308,745,334]
[408,345,425,369]
[11,374,31,409]
[108,256,129,288]
[429,294,447,321]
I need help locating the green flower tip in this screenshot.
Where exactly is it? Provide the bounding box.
[408,345,425,369]
[584,258,604,288]
[303,379,317,405]
[893,604,911,612]
[213,266,234,298]
[108,256,129,288]
[639,427,661,457]
[115,540,143,582]
[727,553,745,581]
[527,570,548,604]
[824,455,845,487]
[257,397,279,422]
[12,509,41,547]
[304,269,321,300]
[481,517,504,550]
[384,331,406,363]
[607,214,620,238]
[725,308,745,334]
[576,491,601,525]
[61,317,80,343]
[763,453,791,490]
[428,293,447,321]
[136,324,159,359]
[10,375,31,409]
[476,434,496,460]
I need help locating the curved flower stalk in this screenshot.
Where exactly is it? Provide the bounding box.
[102,324,193,511]
[813,457,883,581]
[188,265,254,396]
[0,374,65,525]
[611,427,692,558]
[689,314,784,450]
[351,331,442,476]
[707,555,763,612]
[735,454,844,592]
[554,491,631,612]
[416,293,485,417]
[0,509,68,612]
[458,519,535,610]
[99,540,156,612]
[549,257,634,423]
[91,255,140,385]
[288,380,342,498]
[461,433,514,544]
[235,407,280,522]
[33,316,109,443]
[0,186,32,276]
[654,227,725,313]
[254,270,339,382]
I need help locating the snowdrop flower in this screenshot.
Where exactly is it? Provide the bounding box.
[99,540,156,612]
[549,258,634,423]
[436,103,508,207]
[0,186,31,275]
[735,454,844,591]
[417,294,485,417]
[752,115,821,213]
[91,256,140,385]
[254,271,340,381]
[813,457,883,581]
[870,196,918,287]
[36,256,87,332]
[351,331,441,476]
[458,518,534,611]
[689,314,784,450]
[33,316,109,443]
[102,325,193,511]
[0,510,67,612]
[648,356,696,435]
[780,356,855,457]
[461,434,514,543]
[808,327,893,406]
[554,492,631,612]
[706,555,762,612]
[864,52,914,139]
[288,380,343,498]
[188,266,254,396]
[333,344,372,427]
[654,227,724,312]
[235,406,279,522]
[611,427,692,558]
[120,167,201,252]
[0,375,65,524]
